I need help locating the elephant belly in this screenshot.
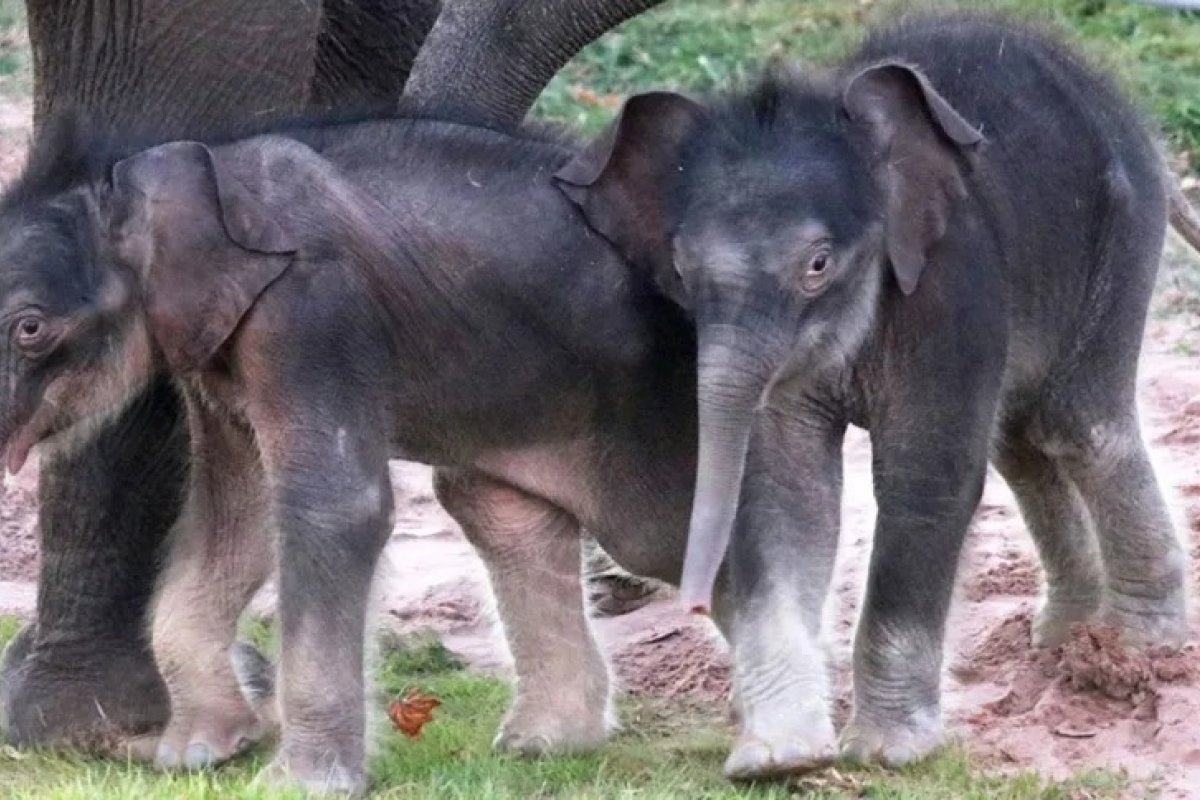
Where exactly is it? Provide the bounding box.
[473,442,689,585]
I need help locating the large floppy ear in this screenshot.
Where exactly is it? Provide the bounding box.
[554,92,708,285]
[110,140,296,372]
[842,61,983,295]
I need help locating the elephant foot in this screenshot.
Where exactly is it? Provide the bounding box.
[154,706,268,770]
[494,701,611,756]
[1033,596,1101,649]
[116,733,162,762]
[255,744,367,797]
[1,624,169,748]
[838,706,943,767]
[1099,595,1189,650]
[153,644,278,770]
[723,718,837,780]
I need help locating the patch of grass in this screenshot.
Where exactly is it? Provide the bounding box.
[0,614,21,648]
[532,0,1200,173]
[532,0,866,133]
[0,0,29,99]
[0,618,1130,799]
[237,615,278,657]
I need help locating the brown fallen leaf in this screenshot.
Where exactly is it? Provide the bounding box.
[791,766,867,795]
[388,688,442,739]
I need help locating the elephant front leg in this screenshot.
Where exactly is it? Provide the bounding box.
[434,468,612,755]
[840,425,992,767]
[254,425,392,797]
[150,398,274,770]
[717,409,844,780]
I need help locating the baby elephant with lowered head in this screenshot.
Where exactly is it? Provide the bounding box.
[556,10,1199,772]
[0,111,709,795]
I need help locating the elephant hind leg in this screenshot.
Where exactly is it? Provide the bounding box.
[1019,154,1185,646]
[993,432,1105,648]
[150,399,276,771]
[434,467,613,755]
[1043,417,1188,647]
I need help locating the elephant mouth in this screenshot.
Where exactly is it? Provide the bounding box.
[4,426,38,475]
[2,404,59,476]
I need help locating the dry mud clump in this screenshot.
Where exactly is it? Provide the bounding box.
[952,610,1200,790]
[611,623,732,702]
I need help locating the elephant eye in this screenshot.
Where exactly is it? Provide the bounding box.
[14,313,50,351]
[799,248,835,295]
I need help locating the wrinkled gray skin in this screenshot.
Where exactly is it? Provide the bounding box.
[0,116,705,794]
[403,0,664,127]
[556,11,1195,775]
[1,0,666,756]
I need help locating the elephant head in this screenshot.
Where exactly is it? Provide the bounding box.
[554,62,984,612]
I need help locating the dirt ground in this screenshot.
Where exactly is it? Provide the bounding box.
[3,97,1200,796]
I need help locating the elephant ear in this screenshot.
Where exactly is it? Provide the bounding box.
[842,61,983,295]
[110,140,296,373]
[554,92,708,286]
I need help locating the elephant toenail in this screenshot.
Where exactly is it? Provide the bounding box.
[183,742,214,769]
[155,742,179,769]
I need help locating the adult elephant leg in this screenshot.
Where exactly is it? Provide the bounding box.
[310,0,442,111]
[716,403,843,780]
[2,380,182,746]
[434,468,612,755]
[26,1,319,137]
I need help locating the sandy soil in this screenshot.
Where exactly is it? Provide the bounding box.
[3,94,1200,793]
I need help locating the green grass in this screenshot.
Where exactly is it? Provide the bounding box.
[0,618,1130,799]
[0,0,28,96]
[532,0,1200,173]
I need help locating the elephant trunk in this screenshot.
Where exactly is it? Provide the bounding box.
[679,337,770,615]
[401,0,664,129]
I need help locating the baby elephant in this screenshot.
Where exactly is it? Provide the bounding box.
[0,132,492,792]
[0,111,708,793]
[556,11,1197,773]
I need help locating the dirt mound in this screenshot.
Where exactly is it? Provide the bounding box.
[964,555,1042,602]
[951,608,1039,683]
[1155,396,1200,446]
[611,622,731,702]
[1058,625,1157,702]
[948,607,1200,789]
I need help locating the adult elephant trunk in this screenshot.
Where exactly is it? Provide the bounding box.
[402,0,664,128]
[679,334,772,615]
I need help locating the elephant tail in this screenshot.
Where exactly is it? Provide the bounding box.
[1169,177,1200,255]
